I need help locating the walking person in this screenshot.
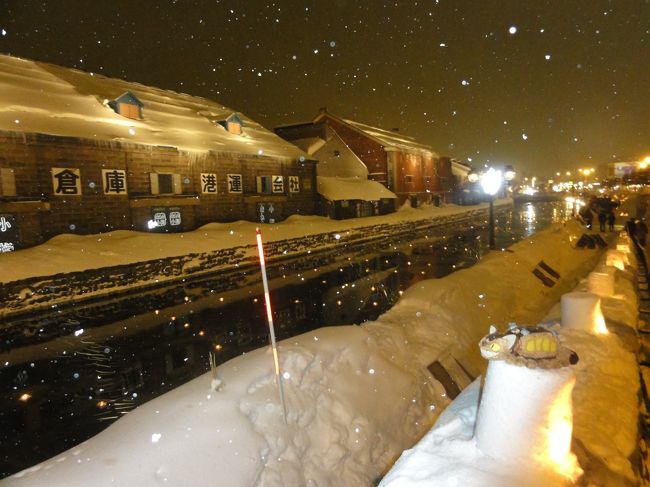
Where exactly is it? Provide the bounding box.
[607,211,615,232]
[636,219,648,247]
[597,211,606,232]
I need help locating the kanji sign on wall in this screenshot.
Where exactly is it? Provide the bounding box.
[227,174,243,193]
[102,169,128,195]
[0,214,18,252]
[201,173,218,194]
[257,202,276,224]
[52,168,81,196]
[272,175,284,193]
[288,176,300,193]
[150,207,183,232]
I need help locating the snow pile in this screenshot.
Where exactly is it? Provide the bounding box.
[2,220,609,486]
[379,232,640,487]
[0,201,495,284]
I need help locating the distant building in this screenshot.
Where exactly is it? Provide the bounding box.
[607,161,636,180]
[0,54,317,250]
[274,120,397,219]
[275,109,454,209]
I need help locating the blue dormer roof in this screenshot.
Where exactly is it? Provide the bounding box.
[114,91,144,107]
[216,112,244,130]
[108,91,144,119]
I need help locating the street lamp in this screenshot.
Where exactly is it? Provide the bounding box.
[480,168,503,250]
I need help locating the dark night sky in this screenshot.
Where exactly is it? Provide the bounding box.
[1,0,649,177]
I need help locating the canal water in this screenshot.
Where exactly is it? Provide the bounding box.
[0,201,571,477]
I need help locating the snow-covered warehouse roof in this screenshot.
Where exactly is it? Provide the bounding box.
[451,159,472,178]
[317,176,397,202]
[314,111,437,156]
[0,54,308,159]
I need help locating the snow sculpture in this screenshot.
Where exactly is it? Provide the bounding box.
[587,270,615,297]
[475,325,582,480]
[479,324,578,369]
[561,292,608,334]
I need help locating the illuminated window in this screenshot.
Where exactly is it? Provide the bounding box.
[216,113,245,135]
[108,91,144,120]
[227,121,242,135]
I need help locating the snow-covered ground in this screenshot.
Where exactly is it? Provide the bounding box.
[3,216,625,487]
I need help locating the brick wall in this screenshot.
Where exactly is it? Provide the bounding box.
[0,131,317,247]
[321,115,387,178]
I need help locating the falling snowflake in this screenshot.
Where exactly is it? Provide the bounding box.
[461,80,469,86]
[545,54,551,60]
[1,29,6,36]
[522,133,528,140]
[508,26,517,35]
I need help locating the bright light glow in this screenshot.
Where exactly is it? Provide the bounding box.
[593,309,609,335]
[19,393,31,402]
[504,169,516,181]
[479,168,503,196]
[539,379,583,481]
[147,220,158,229]
[606,254,625,271]
[521,185,537,196]
[468,172,480,183]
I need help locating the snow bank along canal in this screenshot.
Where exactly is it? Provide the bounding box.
[0,201,568,478]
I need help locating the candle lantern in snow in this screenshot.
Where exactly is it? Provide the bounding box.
[560,291,608,334]
[475,324,582,480]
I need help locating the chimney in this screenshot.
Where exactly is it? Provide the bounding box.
[319,106,328,114]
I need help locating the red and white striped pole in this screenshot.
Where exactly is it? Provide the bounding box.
[255,227,288,423]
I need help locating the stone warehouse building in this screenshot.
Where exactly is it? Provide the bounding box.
[0,54,317,250]
[275,109,454,208]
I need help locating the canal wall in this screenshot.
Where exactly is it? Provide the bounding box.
[0,205,499,318]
